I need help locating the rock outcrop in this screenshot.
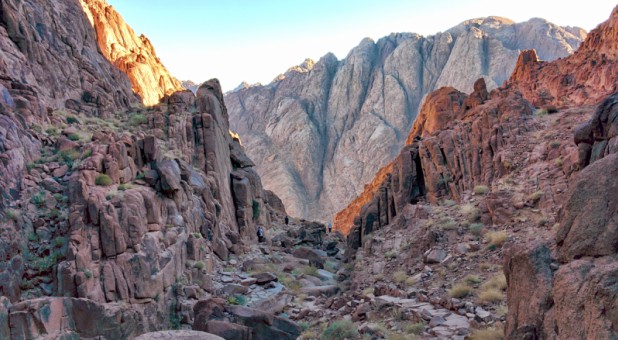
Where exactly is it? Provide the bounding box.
[226,17,584,222]
[79,0,183,106]
[0,0,288,338]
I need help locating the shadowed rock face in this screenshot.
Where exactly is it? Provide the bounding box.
[79,0,183,106]
[226,17,584,222]
[0,0,288,337]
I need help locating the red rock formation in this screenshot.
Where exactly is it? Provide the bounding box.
[509,7,618,107]
[79,0,183,106]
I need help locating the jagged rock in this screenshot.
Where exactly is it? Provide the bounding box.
[292,247,325,268]
[224,305,302,340]
[196,321,251,340]
[135,330,224,340]
[424,248,448,264]
[252,272,278,285]
[227,17,584,222]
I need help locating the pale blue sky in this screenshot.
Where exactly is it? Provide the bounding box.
[107,0,617,91]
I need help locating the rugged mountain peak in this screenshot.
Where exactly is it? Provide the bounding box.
[577,5,618,58]
[227,16,585,222]
[79,0,183,106]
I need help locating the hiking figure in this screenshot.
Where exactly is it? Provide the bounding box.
[257,225,264,242]
[328,223,332,233]
[285,216,289,225]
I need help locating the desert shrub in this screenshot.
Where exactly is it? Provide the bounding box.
[477,288,504,304]
[474,185,490,195]
[392,270,407,283]
[405,276,417,286]
[441,219,458,230]
[405,322,425,335]
[469,223,484,236]
[470,326,504,340]
[66,116,79,124]
[486,231,507,248]
[118,183,132,191]
[362,287,374,296]
[31,191,46,208]
[462,204,481,222]
[302,265,319,277]
[527,190,544,203]
[45,127,60,136]
[227,294,247,305]
[534,108,548,116]
[95,174,113,186]
[481,274,507,291]
[449,283,472,298]
[68,133,80,141]
[321,320,359,340]
[441,199,456,207]
[59,149,80,167]
[5,209,20,221]
[194,261,205,270]
[464,274,482,284]
[384,250,397,259]
[550,141,561,149]
[129,113,147,126]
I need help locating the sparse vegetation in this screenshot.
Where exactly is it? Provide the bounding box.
[550,141,561,149]
[469,223,484,236]
[194,261,205,270]
[392,270,408,284]
[118,183,132,191]
[462,204,481,222]
[129,113,148,126]
[486,231,507,248]
[59,149,80,167]
[227,294,247,305]
[449,283,473,298]
[481,274,507,291]
[477,288,504,304]
[405,322,425,335]
[5,209,20,221]
[68,133,81,141]
[534,108,548,116]
[474,185,490,195]
[441,199,456,207]
[301,265,319,277]
[321,320,359,340]
[252,199,260,220]
[527,190,544,203]
[31,191,46,208]
[464,274,482,284]
[66,116,79,124]
[441,219,458,230]
[470,326,505,340]
[384,250,398,259]
[95,174,113,186]
[405,276,417,286]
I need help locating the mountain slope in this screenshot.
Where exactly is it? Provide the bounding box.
[226,17,585,222]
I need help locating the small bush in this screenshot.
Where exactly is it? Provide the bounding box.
[118,183,132,191]
[227,294,247,305]
[550,141,561,149]
[194,261,205,270]
[66,116,79,124]
[129,113,148,126]
[384,250,397,259]
[392,270,407,283]
[449,283,472,298]
[6,209,20,221]
[470,326,504,340]
[534,108,548,117]
[45,127,60,136]
[477,288,504,304]
[95,174,113,186]
[31,191,46,208]
[321,320,359,340]
[474,185,489,195]
[486,231,507,248]
[469,223,484,236]
[464,274,482,284]
[59,149,80,167]
[527,190,544,203]
[441,219,458,230]
[302,265,319,277]
[441,199,456,207]
[405,322,425,335]
[481,274,507,291]
[68,133,81,141]
[362,287,374,296]
[405,276,417,286]
[462,204,481,222]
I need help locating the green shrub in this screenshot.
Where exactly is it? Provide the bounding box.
[474,185,489,195]
[321,320,359,340]
[534,108,548,117]
[302,265,319,277]
[449,283,472,298]
[45,127,60,136]
[405,322,425,335]
[469,223,484,236]
[384,250,397,259]
[31,191,46,208]
[118,183,132,191]
[129,113,148,126]
[95,174,113,186]
[5,209,20,221]
[464,274,482,284]
[227,294,247,306]
[550,141,561,149]
[462,204,481,222]
[194,261,205,270]
[392,270,408,283]
[59,149,80,167]
[66,116,79,124]
[68,133,80,141]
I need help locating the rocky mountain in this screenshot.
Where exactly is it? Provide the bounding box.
[338,5,618,339]
[79,0,183,106]
[226,17,585,222]
[0,0,298,338]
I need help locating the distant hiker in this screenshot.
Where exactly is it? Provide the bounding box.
[328,223,332,233]
[257,225,264,242]
[285,216,289,225]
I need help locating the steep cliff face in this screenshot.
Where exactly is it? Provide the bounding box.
[0,0,286,338]
[79,0,183,106]
[226,17,584,222]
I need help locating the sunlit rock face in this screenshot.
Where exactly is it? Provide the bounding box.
[80,0,183,106]
[226,17,585,222]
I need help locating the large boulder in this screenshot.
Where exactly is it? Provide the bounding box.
[135,330,224,340]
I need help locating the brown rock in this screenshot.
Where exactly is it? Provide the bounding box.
[252,272,278,285]
[135,330,224,340]
[197,321,251,340]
